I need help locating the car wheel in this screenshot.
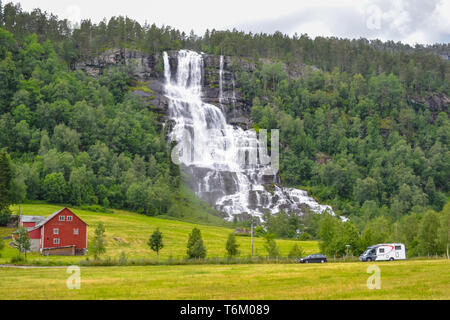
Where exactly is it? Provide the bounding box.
[389,257,394,261]
[367,258,372,262]
[321,260,324,263]
[306,260,309,264]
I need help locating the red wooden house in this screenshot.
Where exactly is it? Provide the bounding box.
[17,208,88,256]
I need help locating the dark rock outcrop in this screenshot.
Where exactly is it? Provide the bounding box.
[74,49,319,130]
[6,214,18,228]
[202,54,251,129]
[75,49,254,129]
[410,94,450,120]
[74,48,160,80]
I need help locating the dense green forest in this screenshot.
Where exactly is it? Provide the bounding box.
[239,59,449,221]
[0,1,448,97]
[0,4,182,221]
[0,2,448,256]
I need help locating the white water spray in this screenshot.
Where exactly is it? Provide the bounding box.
[164,50,334,221]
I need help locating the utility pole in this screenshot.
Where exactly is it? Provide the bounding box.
[251,215,254,257]
[346,244,350,262]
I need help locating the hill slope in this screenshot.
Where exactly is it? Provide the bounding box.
[0,203,318,264]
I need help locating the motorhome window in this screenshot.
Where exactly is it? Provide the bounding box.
[379,248,384,253]
[395,246,401,250]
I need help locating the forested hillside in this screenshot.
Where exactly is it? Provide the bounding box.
[0,2,448,255]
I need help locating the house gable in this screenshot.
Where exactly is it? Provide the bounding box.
[41,208,88,250]
[17,208,88,255]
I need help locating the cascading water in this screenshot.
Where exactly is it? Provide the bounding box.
[219,55,224,106]
[164,50,334,221]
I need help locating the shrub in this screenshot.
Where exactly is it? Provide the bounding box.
[299,232,312,241]
[0,208,11,226]
[288,243,304,259]
[263,233,280,258]
[118,251,128,265]
[80,205,113,213]
[10,255,26,264]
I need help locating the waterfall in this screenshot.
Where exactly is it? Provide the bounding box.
[164,50,334,221]
[219,55,224,106]
[231,76,237,109]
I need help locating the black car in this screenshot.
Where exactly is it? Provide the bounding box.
[299,254,327,263]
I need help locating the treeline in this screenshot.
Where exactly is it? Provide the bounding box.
[252,205,449,258]
[317,205,450,258]
[0,2,448,233]
[0,27,180,224]
[0,2,448,96]
[237,59,449,256]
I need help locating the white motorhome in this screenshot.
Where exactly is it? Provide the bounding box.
[359,243,407,261]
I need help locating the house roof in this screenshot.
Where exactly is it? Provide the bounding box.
[33,208,65,229]
[20,215,47,223]
[27,208,87,232]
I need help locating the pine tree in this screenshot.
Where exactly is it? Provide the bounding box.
[438,205,450,259]
[0,149,12,226]
[226,233,240,257]
[0,148,12,210]
[288,243,304,259]
[187,228,206,259]
[0,0,3,27]
[418,211,440,256]
[91,222,106,259]
[12,226,31,259]
[148,228,164,259]
[263,233,280,258]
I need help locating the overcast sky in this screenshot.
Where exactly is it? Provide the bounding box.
[12,0,450,45]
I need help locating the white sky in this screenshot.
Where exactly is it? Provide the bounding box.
[11,0,450,45]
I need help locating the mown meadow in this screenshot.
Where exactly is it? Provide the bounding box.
[0,260,448,299]
[0,203,318,265]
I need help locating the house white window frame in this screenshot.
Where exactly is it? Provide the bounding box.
[73,228,79,235]
[67,216,73,221]
[53,228,59,235]
[53,238,60,245]
[59,216,65,221]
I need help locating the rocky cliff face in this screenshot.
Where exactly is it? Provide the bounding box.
[74,49,340,221]
[75,49,450,129]
[410,94,450,120]
[75,49,160,79]
[75,49,253,129]
[202,54,251,128]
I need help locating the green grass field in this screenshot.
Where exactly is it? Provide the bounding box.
[0,260,448,299]
[1,204,448,300]
[0,203,318,264]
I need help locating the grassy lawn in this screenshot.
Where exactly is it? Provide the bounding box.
[0,227,13,238]
[0,203,318,264]
[0,260,448,299]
